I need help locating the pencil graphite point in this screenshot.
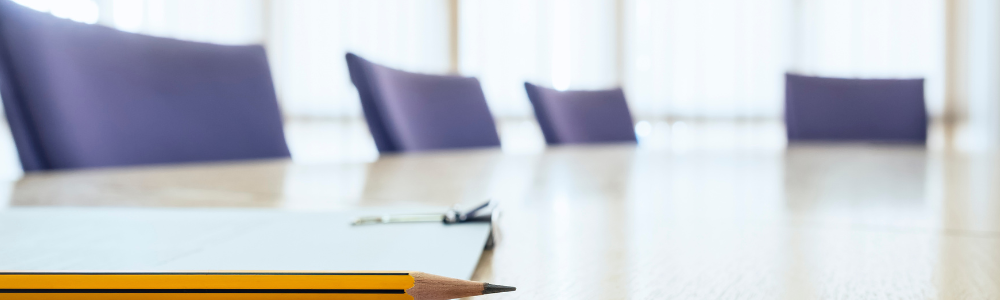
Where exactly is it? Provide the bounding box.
[406,272,516,300]
[483,283,517,294]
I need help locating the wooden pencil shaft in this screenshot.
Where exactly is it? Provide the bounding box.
[0,294,412,300]
[0,271,511,300]
[0,272,413,290]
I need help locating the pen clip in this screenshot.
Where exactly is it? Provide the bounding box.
[444,199,493,224]
[351,199,496,226]
[351,213,444,225]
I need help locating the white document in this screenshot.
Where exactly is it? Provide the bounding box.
[0,208,491,280]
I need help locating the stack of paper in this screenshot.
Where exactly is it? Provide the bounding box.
[0,208,492,279]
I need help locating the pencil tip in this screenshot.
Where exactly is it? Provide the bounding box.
[483,283,516,294]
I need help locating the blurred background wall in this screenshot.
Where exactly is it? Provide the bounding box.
[7,0,999,146]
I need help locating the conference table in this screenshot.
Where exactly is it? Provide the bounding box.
[5,144,1000,299]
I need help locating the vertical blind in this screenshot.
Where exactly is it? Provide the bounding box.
[462,0,944,119]
[623,0,789,119]
[107,0,265,45]
[459,0,618,117]
[267,0,449,118]
[12,0,947,120]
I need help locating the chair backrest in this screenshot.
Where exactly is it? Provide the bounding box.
[785,73,927,143]
[345,53,397,153]
[0,0,290,171]
[345,53,500,152]
[524,82,636,145]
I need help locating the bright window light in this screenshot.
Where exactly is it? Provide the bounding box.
[12,0,49,11]
[112,0,144,32]
[13,0,99,24]
[634,121,652,137]
[550,0,572,91]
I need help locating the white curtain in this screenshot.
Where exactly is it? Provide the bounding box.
[965,0,1000,147]
[267,0,450,118]
[103,0,264,45]
[11,0,100,23]
[9,0,264,47]
[462,0,946,119]
[623,0,790,119]
[459,0,618,118]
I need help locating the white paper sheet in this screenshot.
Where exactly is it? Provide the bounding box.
[0,208,491,279]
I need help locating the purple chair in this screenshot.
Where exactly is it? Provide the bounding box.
[346,53,500,153]
[785,73,927,143]
[0,0,290,171]
[524,83,637,145]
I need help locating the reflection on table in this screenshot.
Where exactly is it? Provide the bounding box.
[7,144,1000,299]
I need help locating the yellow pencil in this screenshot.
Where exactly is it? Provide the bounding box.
[0,271,516,300]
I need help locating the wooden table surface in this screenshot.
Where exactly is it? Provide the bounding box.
[6,144,1000,299]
